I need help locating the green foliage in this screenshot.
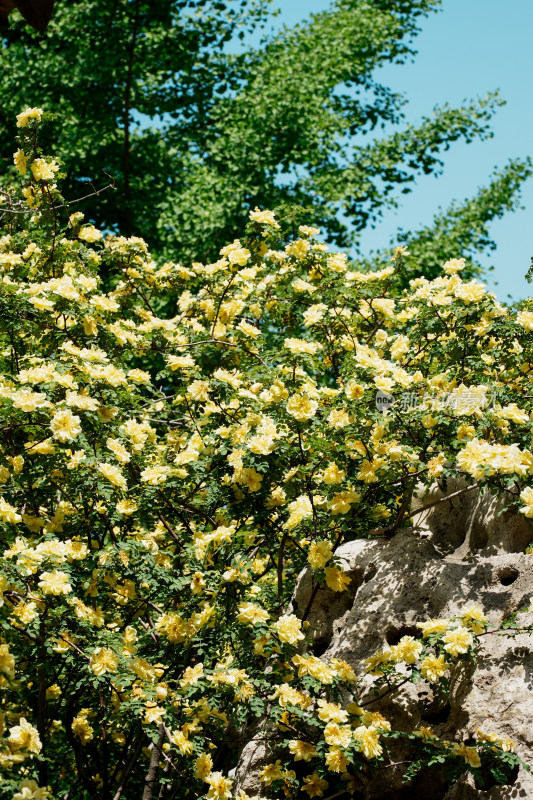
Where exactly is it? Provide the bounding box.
[0,0,530,269]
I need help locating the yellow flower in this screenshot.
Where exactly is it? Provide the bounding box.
[324,566,351,592]
[249,208,279,227]
[13,779,49,800]
[454,280,486,305]
[285,495,313,529]
[72,709,94,745]
[167,354,195,370]
[324,746,349,772]
[451,743,481,768]
[140,465,170,485]
[145,705,167,725]
[317,699,348,723]
[353,725,383,759]
[302,773,329,798]
[517,309,533,331]
[322,463,345,484]
[328,489,360,515]
[259,760,284,785]
[427,453,446,477]
[284,337,322,355]
[274,614,304,644]
[182,663,204,688]
[89,647,119,676]
[288,739,319,761]
[50,409,82,443]
[308,540,333,569]
[323,722,352,748]
[78,226,102,242]
[303,303,327,325]
[0,498,22,523]
[97,462,127,490]
[519,487,533,518]
[0,643,15,677]
[390,635,423,664]
[247,434,275,455]
[194,752,213,780]
[421,655,448,682]
[236,602,270,626]
[461,605,487,635]
[364,648,392,675]
[38,570,72,595]
[416,618,448,637]
[116,499,137,515]
[16,107,43,127]
[13,149,27,174]
[327,409,350,429]
[242,467,262,492]
[237,320,261,337]
[31,158,59,182]
[357,459,379,483]
[443,626,473,657]
[443,257,466,274]
[286,393,318,421]
[292,654,335,683]
[9,718,42,752]
[286,239,310,259]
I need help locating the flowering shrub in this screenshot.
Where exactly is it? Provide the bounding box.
[0,110,532,799]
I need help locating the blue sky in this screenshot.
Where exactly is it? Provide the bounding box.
[255,0,533,301]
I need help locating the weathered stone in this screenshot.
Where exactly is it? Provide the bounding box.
[235,484,533,798]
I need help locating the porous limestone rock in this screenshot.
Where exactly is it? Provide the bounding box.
[235,482,533,799]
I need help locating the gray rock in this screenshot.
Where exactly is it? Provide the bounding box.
[235,483,533,798]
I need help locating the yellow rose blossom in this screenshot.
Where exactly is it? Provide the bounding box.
[308,540,333,569]
[283,495,313,529]
[16,107,43,127]
[236,602,270,626]
[31,158,59,182]
[324,566,351,592]
[13,149,27,174]
[286,393,318,421]
[89,647,119,676]
[323,722,352,748]
[274,614,304,644]
[516,309,533,331]
[322,462,345,484]
[324,746,349,772]
[461,605,488,634]
[38,570,72,595]
[50,409,82,443]
[288,739,319,761]
[421,655,448,682]
[443,626,474,657]
[9,718,42,753]
[353,725,383,759]
[451,743,481,768]
[97,462,127,490]
[317,700,348,723]
[416,618,449,637]
[302,773,329,798]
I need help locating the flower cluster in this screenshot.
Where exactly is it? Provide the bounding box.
[0,110,530,798]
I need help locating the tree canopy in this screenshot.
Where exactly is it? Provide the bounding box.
[0,0,530,273]
[0,109,532,800]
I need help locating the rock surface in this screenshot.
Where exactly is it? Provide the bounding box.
[235,482,533,799]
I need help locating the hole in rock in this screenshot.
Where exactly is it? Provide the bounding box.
[386,625,421,646]
[420,701,451,725]
[311,639,329,658]
[498,567,519,586]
